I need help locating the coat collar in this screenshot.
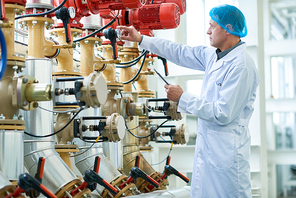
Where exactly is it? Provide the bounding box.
[209,42,246,74]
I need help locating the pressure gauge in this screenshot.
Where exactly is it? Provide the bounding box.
[68,7,76,19]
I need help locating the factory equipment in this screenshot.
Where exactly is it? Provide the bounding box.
[0,0,191,197]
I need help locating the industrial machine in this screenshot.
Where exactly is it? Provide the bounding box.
[0,0,190,197]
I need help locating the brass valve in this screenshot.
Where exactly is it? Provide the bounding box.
[120,97,145,119]
[74,113,125,142]
[171,124,189,144]
[0,20,13,28]
[163,101,182,121]
[12,75,52,111]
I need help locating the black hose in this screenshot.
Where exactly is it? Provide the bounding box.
[116,49,147,66]
[116,59,138,68]
[121,51,148,84]
[15,0,67,20]
[24,108,83,138]
[126,119,169,138]
[73,15,118,43]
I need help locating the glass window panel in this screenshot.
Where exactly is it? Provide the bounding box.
[270,1,296,40]
[186,0,205,46]
[276,165,296,197]
[271,56,296,99]
[273,112,296,149]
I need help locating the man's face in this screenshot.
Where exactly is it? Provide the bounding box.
[207,19,227,49]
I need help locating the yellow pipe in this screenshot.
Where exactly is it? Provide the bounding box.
[80,38,102,77]
[101,90,118,116]
[21,17,56,58]
[0,4,24,119]
[3,4,25,59]
[119,60,137,92]
[46,28,82,73]
[136,58,152,92]
[100,46,116,83]
[118,48,140,92]
[56,29,74,72]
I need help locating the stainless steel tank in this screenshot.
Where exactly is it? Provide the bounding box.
[0,130,23,180]
[0,171,16,196]
[74,108,122,194]
[22,58,78,194]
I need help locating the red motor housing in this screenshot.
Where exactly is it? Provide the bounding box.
[5,0,26,6]
[86,0,146,19]
[147,0,186,15]
[119,3,180,34]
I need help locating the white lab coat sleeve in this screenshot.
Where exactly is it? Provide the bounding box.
[140,35,208,71]
[178,66,258,125]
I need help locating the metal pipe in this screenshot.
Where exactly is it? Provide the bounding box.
[0,171,16,196]
[75,142,123,194]
[22,58,78,194]
[74,108,122,194]
[0,130,24,180]
[0,4,26,181]
[122,92,156,176]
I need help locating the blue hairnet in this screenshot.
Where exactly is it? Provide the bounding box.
[209,4,247,38]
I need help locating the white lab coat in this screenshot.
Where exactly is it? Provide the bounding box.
[140,35,260,198]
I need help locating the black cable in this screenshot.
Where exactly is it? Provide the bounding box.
[116,49,147,66]
[24,108,83,138]
[122,51,148,84]
[73,14,118,43]
[70,142,96,157]
[151,0,154,4]
[116,50,147,68]
[116,59,139,68]
[151,149,172,166]
[81,140,102,143]
[15,0,67,20]
[126,119,169,139]
[73,58,80,62]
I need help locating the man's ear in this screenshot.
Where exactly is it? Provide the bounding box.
[226,24,233,31]
[225,24,233,36]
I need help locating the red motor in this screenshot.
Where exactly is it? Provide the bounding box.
[4,0,26,6]
[119,3,180,35]
[86,0,146,18]
[147,0,186,15]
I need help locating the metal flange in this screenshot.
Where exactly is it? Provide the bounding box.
[12,75,38,111]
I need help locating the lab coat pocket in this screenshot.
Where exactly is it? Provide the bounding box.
[214,81,223,101]
[207,130,235,169]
